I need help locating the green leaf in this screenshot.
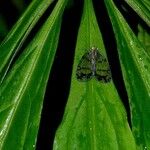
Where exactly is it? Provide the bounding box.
[124,0,150,27]
[53,0,136,149]
[105,0,150,149]
[138,25,150,55]
[0,0,54,83]
[0,0,67,149]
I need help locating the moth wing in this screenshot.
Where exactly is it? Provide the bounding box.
[95,52,111,83]
[76,52,93,81]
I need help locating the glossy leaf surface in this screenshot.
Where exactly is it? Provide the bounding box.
[0,0,67,149]
[53,0,136,149]
[105,0,150,149]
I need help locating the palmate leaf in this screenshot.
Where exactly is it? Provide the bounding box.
[53,0,136,149]
[0,0,67,149]
[105,0,150,149]
[0,0,54,83]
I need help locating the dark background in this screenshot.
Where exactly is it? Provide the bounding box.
[0,0,141,149]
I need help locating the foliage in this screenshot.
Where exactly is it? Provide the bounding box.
[0,0,150,149]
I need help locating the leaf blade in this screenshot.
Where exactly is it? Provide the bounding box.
[105,0,150,149]
[124,0,150,27]
[53,0,136,149]
[0,0,54,83]
[0,0,67,148]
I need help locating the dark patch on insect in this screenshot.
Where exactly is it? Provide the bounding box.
[76,47,111,83]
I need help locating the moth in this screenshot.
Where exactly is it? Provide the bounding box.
[76,47,111,83]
